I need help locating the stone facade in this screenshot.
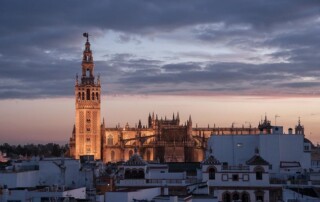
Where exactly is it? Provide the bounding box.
[70,34,101,160]
[69,35,262,163]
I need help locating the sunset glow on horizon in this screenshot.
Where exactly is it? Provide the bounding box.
[1,95,320,145]
[1,1,320,146]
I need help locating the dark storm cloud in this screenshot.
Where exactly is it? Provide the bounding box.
[1,0,320,98]
[1,1,318,30]
[277,82,320,89]
[162,63,202,72]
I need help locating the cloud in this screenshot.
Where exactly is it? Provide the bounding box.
[1,0,320,99]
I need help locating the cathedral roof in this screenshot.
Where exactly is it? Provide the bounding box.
[124,153,147,166]
[202,155,221,165]
[246,154,269,166]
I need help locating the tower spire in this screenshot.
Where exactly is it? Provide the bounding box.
[81,33,95,84]
[72,34,102,160]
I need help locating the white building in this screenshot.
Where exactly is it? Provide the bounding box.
[201,152,274,201]
[116,151,203,196]
[208,118,311,174]
[0,186,86,202]
[110,118,319,202]
[0,157,106,201]
[0,157,94,189]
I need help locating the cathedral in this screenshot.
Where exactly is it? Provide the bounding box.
[69,34,270,163]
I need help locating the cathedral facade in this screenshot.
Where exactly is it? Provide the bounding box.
[69,35,265,163]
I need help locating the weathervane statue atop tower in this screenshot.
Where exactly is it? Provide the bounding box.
[83,32,89,42]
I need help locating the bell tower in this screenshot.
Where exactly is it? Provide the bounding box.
[74,33,101,160]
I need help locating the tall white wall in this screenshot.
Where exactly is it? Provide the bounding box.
[259,134,280,172]
[39,159,92,188]
[208,133,311,173]
[0,170,38,188]
[209,135,259,165]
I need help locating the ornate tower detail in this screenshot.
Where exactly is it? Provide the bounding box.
[187,115,193,139]
[295,117,304,135]
[148,113,152,128]
[74,33,101,160]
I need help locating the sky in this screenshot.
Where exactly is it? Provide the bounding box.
[1,1,320,144]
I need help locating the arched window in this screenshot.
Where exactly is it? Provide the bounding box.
[92,92,95,100]
[255,190,264,201]
[146,150,151,161]
[86,68,90,77]
[131,169,138,179]
[208,167,216,180]
[96,92,99,100]
[129,150,133,158]
[222,192,231,202]
[78,92,81,100]
[254,166,264,180]
[82,92,85,100]
[232,192,240,201]
[241,192,250,202]
[111,150,115,162]
[107,135,113,145]
[124,169,131,179]
[138,169,145,179]
[86,89,90,100]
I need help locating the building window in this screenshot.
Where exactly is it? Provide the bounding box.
[96,92,99,100]
[146,150,151,161]
[86,137,90,142]
[256,171,263,180]
[232,192,240,201]
[82,92,85,100]
[124,169,145,179]
[111,150,115,162]
[138,169,145,179]
[243,174,249,181]
[86,89,90,100]
[208,167,216,180]
[86,127,90,132]
[255,190,264,202]
[255,166,264,180]
[209,187,214,195]
[222,192,231,202]
[124,169,131,179]
[92,92,95,100]
[241,192,250,202]
[256,195,264,201]
[232,174,239,181]
[107,135,113,145]
[222,174,228,181]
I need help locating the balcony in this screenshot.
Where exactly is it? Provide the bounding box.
[116,178,200,186]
